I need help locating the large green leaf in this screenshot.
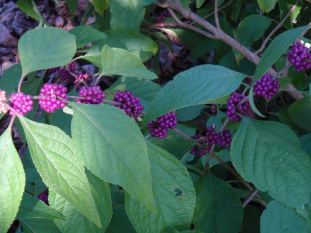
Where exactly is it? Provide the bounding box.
[0,64,22,94]
[300,134,311,157]
[69,26,107,48]
[49,109,73,137]
[16,192,64,220]
[260,201,311,233]
[18,27,76,76]
[231,118,311,209]
[257,0,277,12]
[252,25,310,86]
[0,128,25,233]
[100,45,157,79]
[125,141,196,233]
[17,0,46,22]
[19,116,101,227]
[193,173,243,233]
[142,65,246,126]
[20,219,60,233]
[50,169,112,232]
[106,204,136,233]
[288,97,311,131]
[71,103,155,212]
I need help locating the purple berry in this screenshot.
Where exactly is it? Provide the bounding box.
[208,104,217,115]
[76,86,106,104]
[226,92,249,122]
[49,66,61,73]
[253,73,280,99]
[113,90,144,119]
[148,112,178,139]
[38,189,49,205]
[287,41,311,72]
[39,83,68,113]
[59,68,71,81]
[9,92,33,116]
[74,73,92,88]
[67,63,76,72]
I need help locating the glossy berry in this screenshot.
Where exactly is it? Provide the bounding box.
[76,86,106,104]
[49,67,60,73]
[253,73,280,99]
[208,104,217,115]
[287,41,311,72]
[148,112,178,139]
[74,73,92,88]
[39,83,67,113]
[67,63,76,72]
[59,63,76,81]
[0,90,9,114]
[218,129,232,148]
[226,92,249,122]
[9,92,33,116]
[38,189,49,205]
[113,90,144,119]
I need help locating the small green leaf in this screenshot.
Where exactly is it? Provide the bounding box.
[125,141,196,233]
[0,64,22,94]
[142,65,246,126]
[16,192,64,220]
[65,0,78,20]
[300,134,311,157]
[19,116,101,227]
[261,201,311,232]
[257,0,277,12]
[196,0,205,8]
[71,103,155,212]
[288,97,311,131]
[106,204,136,233]
[18,27,76,76]
[89,0,109,15]
[278,77,293,88]
[69,26,107,48]
[101,44,157,79]
[231,118,311,209]
[0,128,25,233]
[17,0,45,22]
[193,173,243,233]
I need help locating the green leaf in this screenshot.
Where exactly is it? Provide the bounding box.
[65,0,78,20]
[191,38,215,60]
[16,192,64,220]
[300,134,311,157]
[0,128,25,233]
[196,0,205,8]
[278,77,293,88]
[71,103,155,212]
[106,204,136,233]
[200,149,231,168]
[261,201,311,232]
[100,44,157,79]
[17,0,46,22]
[50,169,112,232]
[177,105,206,121]
[49,109,73,137]
[0,64,22,94]
[89,0,109,15]
[193,173,243,233]
[142,65,246,126]
[231,118,311,209]
[69,26,107,48]
[110,0,145,31]
[19,116,101,227]
[125,141,196,233]
[242,205,261,233]
[18,27,76,76]
[252,25,311,86]
[288,97,311,131]
[20,219,60,233]
[257,0,277,12]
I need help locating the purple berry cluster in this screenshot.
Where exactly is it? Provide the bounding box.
[38,189,49,205]
[113,90,144,119]
[287,41,311,72]
[74,73,92,88]
[9,92,33,116]
[49,67,60,73]
[253,73,280,99]
[226,92,250,122]
[39,83,67,113]
[208,104,217,115]
[190,125,232,158]
[0,90,9,114]
[148,112,178,139]
[76,86,106,104]
[59,63,76,81]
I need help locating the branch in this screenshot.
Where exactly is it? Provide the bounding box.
[256,2,299,54]
[242,189,259,208]
[214,0,221,30]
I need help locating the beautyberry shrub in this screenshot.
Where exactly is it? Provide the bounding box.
[287,41,311,72]
[253,73,280,99]
[226,92,250,122]
[76,86,106,104]
[9,92,33,116]
[39,83,67,113]
[148,112,178,139]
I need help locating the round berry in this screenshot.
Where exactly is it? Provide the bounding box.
[113,90,144,119]
[67,63,76,72]
[0,90,9,114]
[9,92,33,116]
[74,73,92,88]
[59,68,71,81]
[287,41,311,72]
[148,112,178,139]
[49,66,60,73]
[39,83,68,113]
[253,73,280,100]
[38,189,49,205]
[76,86,106,104]
[226,92,249,122]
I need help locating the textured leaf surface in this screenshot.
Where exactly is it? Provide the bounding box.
[257,0,277,12]
[50,169,112,232]
[101,45,157,79]
[69,26,107,48]
[252,25,310,85]
[142,65,245,125]
[16,192,64,220]
[0,128,25,233]
[71,103,155,212]
[18,27,76,76]
[0,64,22,94]
[261,201,311,233]
[193,173,243,233]
[125,141,196,233]
[288,97,311,131]
[231,118,311,209]
[19,116,101,227]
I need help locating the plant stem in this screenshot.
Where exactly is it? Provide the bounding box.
[242,189,259,208]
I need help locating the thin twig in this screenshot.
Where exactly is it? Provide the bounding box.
[214,0,220,30]
[196,0,233,23]
[242,189,259,208]
[94,75,103,86]
[256,2,299,54]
